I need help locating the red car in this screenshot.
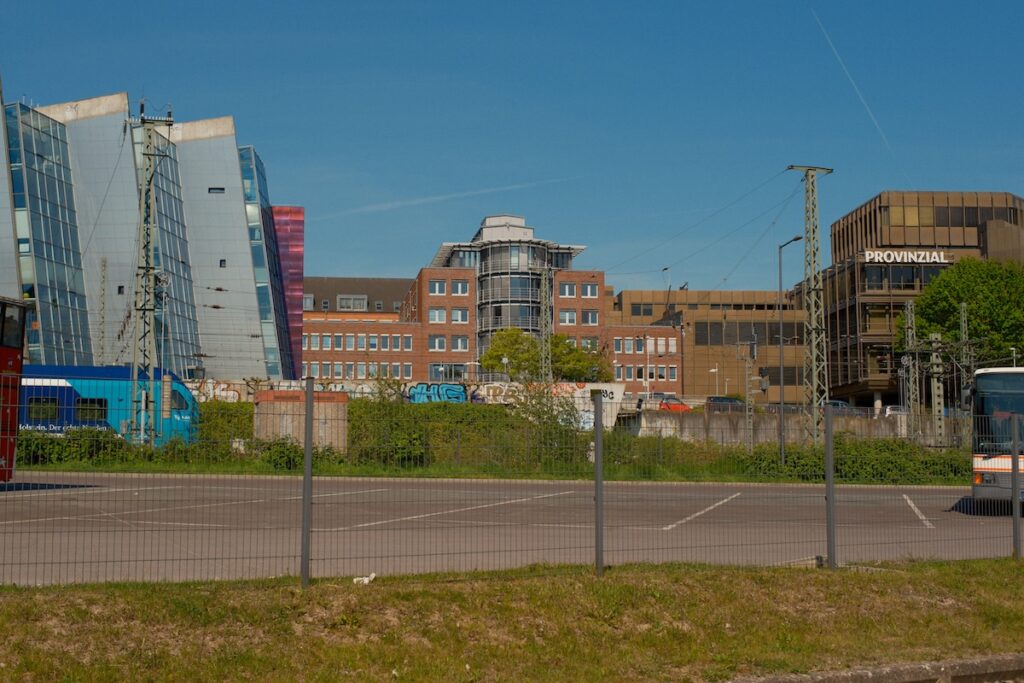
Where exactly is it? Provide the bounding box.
[658,396,691,413]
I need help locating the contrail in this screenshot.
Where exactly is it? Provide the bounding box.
[810,6,909,183]
[319,178,575,219]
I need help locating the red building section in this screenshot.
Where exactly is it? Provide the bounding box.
[272,206,305,379]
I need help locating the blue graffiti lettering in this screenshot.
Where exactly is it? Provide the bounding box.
[406,383,467,404]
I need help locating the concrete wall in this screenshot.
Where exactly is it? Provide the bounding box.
[636,411,903,444]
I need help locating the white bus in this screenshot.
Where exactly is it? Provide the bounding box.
[971,367,1024,502]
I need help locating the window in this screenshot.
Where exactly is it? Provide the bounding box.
[219,259,227,268]
[368,363,378,378]
[559,310,577,325]
[392,363,401,378]
[428,280,446,295]
[428,307,446,323]
[625,366,634,380]
[631,303,653,316]
[452,280,469,295]
[334,362,343,377]
[310,335,320,351]
[345,334,355,351]
[559,282,576,297]
[636,337,646,353]
[357,334,366,351]
[321,299,329,311]
[301,334,308,350]
[428,335,446,351]
[669,366,677,381]
[322,335,332,351]
[403,363,413,379]
[337,295,368,312]
[206,186,227,195]
[582,337,599,351]
[452,335,469,351]
[392,334,401,351]
[656,338,665,353]
[668,337,677,353]
[170,390,189,411]
[357,362,367,379]
[581,283,598,298]
[375,301,383,311]
[345,363,355,379]
[303,294,314,311]
[369,334,378,350]
[582,309,598,325]
[301,362,308,377]
[624,338,634,354]
[75,398,107,422]
[614,338,622,353]
[323,362,332,378]
[381,335,390,351]
[403,335,412,351]
[310,363,320,378]
[117,285,125,295]
[334,334,344,349]
[452,308,469,324]
[615,365,622,380]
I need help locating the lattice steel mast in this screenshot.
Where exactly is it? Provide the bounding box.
[539,265,553,382]
[129,102,173,444]
[788,165,832,441]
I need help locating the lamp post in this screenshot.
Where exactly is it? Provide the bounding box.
[709,364,719,395]
[778,234,803,465]
[1013,347,1018,368]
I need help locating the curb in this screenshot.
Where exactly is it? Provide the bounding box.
[732,653,1024,683]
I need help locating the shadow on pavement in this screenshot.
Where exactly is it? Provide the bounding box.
[0,482,98,494]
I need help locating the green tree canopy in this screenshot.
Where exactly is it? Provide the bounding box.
[902,258,1024,364]
[480,329,613,382]
[479,328,540,381]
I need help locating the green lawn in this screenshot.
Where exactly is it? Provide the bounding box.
[2,560,1023,681]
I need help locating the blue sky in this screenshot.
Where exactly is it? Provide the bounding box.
[3,1,1022,292]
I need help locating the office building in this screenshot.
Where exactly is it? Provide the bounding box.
[273,205,305,378]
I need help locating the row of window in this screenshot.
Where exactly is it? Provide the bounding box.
[613,337,678,354]
[303,361,414,380]
[558,309,599,325]
[614,365,678,382]
[428,307,470,323]
[302,294,403,313]
[302,333,414,352]
[558,282,599,298]
[428,279,470,296]
[428,335,470,351]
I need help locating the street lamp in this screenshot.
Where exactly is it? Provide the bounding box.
[709,364,719,395]
[778,234,803,465]
[1012,347,1018,368]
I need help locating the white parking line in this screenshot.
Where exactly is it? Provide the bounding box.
[329,490,575,531]
[662,492,742,531]
[0,485,183,499]
[902,494,935,529]
[0,488,388,526]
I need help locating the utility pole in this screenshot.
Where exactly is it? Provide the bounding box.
[930,333,945,445]
[738,334,757,453]
[904,300,920,438]
[960,302,973,448]
[538,265,553,383]
[788,165,832,442]
[129,102,173,444]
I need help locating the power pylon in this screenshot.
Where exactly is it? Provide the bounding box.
[129,102,173,444]
[538,265,553,383]
[788,165,832,441]
[904,300,920,437]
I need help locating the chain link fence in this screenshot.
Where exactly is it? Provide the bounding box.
[1,376,1021,585]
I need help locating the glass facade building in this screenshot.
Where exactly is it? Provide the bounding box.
[239,147,293,379]
[4,103,92,364]
[272,205,305,379]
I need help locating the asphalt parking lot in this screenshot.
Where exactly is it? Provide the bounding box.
[0,472,1016,584]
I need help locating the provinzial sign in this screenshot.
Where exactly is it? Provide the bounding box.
[863,250,951,264]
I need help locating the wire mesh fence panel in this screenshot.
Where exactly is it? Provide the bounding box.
[1,371,308,585]
[602,405,827,568]
[311,396,595,578]
[831,415,1014,565]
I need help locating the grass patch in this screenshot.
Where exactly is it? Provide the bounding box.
[1,560,1023,680]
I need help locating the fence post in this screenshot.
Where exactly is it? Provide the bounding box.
[592,390,604,577]
[1013,415,1021,561]
[824,404,837,569]
[301,375,314,588]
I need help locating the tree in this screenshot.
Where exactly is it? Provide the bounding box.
[550,335,613,382]
[479,328,540,381]
[903,258,1024,363]
[480,329,614,382]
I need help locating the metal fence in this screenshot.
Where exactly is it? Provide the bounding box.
[1,376,1021,586]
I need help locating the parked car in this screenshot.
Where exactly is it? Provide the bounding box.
[823,399,856,415]
[706,396,745,413]
[658,396,691,413]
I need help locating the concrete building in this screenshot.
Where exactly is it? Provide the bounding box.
[814,190,1024,410]
[0,83,301,380]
